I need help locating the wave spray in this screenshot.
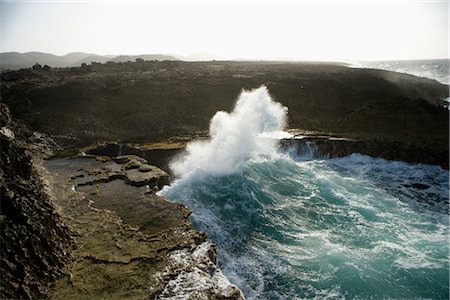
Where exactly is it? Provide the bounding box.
[170,86,288,178]
[159,86,449,299]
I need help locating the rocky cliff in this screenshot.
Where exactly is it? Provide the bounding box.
[0,104,74,298]
[280,135,449,169]
[1,103,244,299]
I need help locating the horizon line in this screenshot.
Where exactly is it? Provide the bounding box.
[0,51,448,62]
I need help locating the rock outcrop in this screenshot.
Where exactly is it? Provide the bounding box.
[72,154,170,190]
[158,242,243,299]
[84,142,186,175]
[1,103,244,299]
[39,153,243,299]
[280,135,449,169]
[0,104,74,299]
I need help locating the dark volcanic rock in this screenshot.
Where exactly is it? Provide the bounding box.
[1,61,447,151]
[1,61,447,168]
[280,136,449,169]
[86,142,185,174]
[0,104,74,299]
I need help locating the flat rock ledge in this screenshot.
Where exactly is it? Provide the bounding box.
[37,153,243,299]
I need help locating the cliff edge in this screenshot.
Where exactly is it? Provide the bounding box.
[0,104,74,298]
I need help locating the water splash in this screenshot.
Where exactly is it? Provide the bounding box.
[159,85,449,299]
[170,86,288,178]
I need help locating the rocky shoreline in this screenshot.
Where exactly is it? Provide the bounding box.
[0,105,243,299]
[40,154,243,299]
[72,135,449,175]
[1,106,448,298]
[1,60,448,298]
[280,134,449,169]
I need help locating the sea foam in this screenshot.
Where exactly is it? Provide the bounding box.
[170,86,288,178]
[160,85,449,299]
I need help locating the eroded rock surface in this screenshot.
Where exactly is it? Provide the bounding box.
[158,242,244,300]
[0,104,74,299]
[84,142,186,176]
[280,135,449,169]
[39,154,243,299]
[1,102,242,299]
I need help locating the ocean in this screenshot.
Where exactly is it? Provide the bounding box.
[354,59,449,85]
[159,86,449,299]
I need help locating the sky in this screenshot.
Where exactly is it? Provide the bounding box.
[0,0,448,61]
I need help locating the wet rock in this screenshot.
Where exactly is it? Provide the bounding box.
[85,142,185,176]
[280,136,449,169]
[157,242,244,300]
[125,167,170,188]
[39,153,242,299]
[138,164,154,172]
[75,154,170,190]
[112,154,147,165]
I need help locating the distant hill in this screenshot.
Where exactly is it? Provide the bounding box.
[73,54,112,65]
[109,54,179,63]
[0,52,179,70]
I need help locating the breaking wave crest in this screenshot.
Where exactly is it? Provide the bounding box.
[169,85,288,178]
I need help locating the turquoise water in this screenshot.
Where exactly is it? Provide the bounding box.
[161,153,449,299]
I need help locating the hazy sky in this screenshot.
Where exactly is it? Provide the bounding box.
[0,0,448,61]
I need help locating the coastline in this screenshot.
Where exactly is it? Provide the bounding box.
[1,60,448,298]
[2,111,448,298]
[280,134,449,169]
[39,154,243,299]
[0,104,243,299]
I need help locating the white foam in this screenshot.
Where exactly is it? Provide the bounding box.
[257,130,292,139]
[169,86,288,178]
